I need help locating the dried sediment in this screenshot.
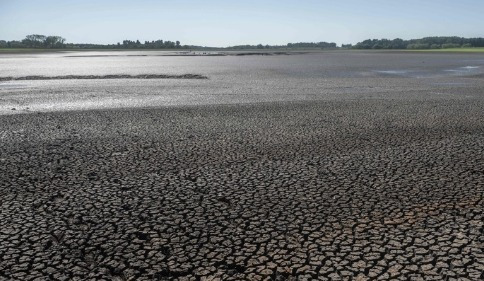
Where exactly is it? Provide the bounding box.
[0,100,483,280]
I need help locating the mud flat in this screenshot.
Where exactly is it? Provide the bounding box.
[1,98,483,280]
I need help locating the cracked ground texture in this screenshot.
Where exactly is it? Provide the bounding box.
[0,100,483,280]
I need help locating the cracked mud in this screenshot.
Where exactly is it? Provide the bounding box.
[1,100,483,280]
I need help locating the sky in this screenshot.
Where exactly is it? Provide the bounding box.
[0,0,483,47]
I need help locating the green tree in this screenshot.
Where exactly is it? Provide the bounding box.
[23,34,46,47]
[44,36,65,48]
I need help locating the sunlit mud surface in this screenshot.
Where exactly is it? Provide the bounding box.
[1,51,484,114]
[1,51,483,280]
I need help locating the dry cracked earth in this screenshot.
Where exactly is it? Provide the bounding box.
[1,100,483,280]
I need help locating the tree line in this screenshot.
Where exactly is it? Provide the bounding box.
[351,37,484,49]
[120,39,181,49]
[0,34,66,48]
[0,34,187,49]
[2,34,484,50]
[0,36,338,50]
[227,41,337,50]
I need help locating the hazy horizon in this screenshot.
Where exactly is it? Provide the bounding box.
[1,0,483,47]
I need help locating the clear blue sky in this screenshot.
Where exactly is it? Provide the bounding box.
[0,0,482,47]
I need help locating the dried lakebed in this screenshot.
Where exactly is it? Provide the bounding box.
[1,100,483,280]
[1,51,484,280]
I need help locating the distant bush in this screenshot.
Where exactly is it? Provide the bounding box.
[0,40,7,48]
[462,43,473,48]
[430,44,441,49]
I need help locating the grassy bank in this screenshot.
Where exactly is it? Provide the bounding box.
[408,47,484,53]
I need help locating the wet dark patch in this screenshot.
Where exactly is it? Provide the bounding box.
[65,55,148,57]
[233,51,300,56]
[0,74,208,81]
